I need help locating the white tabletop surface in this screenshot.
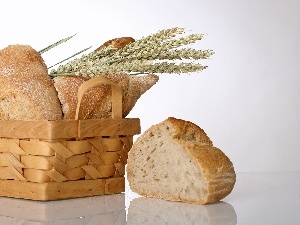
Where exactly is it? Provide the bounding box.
[0,171,299,224]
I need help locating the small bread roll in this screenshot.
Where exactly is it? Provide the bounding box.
[127,117,236,204]
[0,45,62,120]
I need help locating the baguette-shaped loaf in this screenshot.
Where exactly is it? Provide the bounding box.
[127,117,236,204]
[0,45,62,120]
[53,74,159,119]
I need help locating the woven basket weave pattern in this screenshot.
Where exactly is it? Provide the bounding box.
[0,136,132,183]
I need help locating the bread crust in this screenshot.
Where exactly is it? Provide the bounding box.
[93,37,135,52]
[53,75,109,119]
[127,117,236,204]
[0,45,62,120]
[166,117,213,145]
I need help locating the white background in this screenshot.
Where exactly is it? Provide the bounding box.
[0,0,299,173]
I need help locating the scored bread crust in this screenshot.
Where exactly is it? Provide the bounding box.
[53,74,159,119]
[127,117,236,204]
[0,45,62,120]
[53,75,109,119]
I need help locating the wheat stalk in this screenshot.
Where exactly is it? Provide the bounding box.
[39,33,77,54]
[75,61,208,77]
[49,27,214,77]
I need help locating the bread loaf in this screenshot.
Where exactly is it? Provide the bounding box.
[127,117,236,204]
[0,45,62,120]
[53,74,159,119]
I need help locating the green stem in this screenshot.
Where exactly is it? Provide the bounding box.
[39,33,77,54]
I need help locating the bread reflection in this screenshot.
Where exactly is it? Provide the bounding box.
[127,197,237,225]
[0,194,126,224]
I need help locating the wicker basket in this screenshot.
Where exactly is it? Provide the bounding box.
[0,77,140,200]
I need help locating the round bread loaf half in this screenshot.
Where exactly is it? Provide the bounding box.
[127,117,236,204]
[0,45,62,120]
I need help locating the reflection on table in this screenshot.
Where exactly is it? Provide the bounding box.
[127,196,237,225]
[0,193,126,224]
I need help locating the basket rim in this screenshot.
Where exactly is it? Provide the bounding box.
[0,118,140,139]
